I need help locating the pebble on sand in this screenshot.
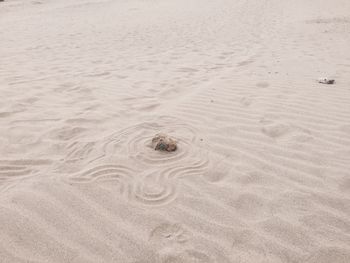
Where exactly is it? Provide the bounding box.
[152,134,177,152]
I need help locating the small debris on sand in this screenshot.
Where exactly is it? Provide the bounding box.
[318,78,335,84]
[152,134,177,152]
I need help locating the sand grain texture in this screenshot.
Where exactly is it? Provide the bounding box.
[1,0,350,262]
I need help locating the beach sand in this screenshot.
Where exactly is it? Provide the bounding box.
[0,0,350,262]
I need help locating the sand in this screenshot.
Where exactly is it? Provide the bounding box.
[1,0,350,262]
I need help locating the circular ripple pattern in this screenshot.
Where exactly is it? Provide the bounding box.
[133,179,177,206]
[156,157,210,184]
[67,164,135,197]
[67,165,177,206]
[68,164,134,183]
[64,117,214,206]
[101,116,208,167]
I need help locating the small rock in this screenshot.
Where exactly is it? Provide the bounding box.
[318,78,335,84]
[152,134,177,152]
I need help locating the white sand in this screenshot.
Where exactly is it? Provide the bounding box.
[1,0,350,262]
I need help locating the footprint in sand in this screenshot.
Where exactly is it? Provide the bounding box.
[149,223,232,263]
[338,124,350,136]
[229,193,272,220]
[159,249,213,263]
[260,119,314,144]
[240,96,253,107]
[232,229,271,262]
[261,123,291,138]
[338,176,350,193]
[305,247,350,263]
[149,223,191,246]
[149,223,218,263]
[256,81,270,88]
[202,156,232,183]
[47,126,87,141]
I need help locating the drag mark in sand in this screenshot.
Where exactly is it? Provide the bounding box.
[64,116,216,206]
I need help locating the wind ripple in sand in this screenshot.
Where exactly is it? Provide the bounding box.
[65,141,96,163]
[0,159,52,190]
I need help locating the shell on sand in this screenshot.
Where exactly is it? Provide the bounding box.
[318,78,335,84]
[151,134,177,152]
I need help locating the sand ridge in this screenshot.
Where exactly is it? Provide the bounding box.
[1,0,350,262]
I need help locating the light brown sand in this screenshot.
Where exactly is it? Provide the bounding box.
[1,0,350,262]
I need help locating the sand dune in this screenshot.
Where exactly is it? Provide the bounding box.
[1,0,350,262]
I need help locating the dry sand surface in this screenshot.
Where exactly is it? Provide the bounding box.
[1,0,350,262]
